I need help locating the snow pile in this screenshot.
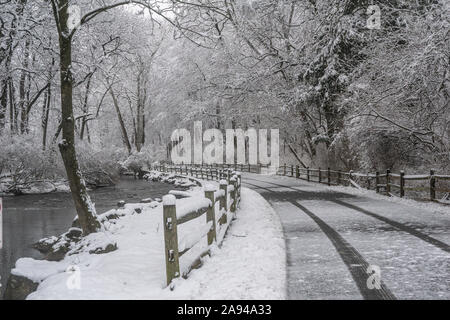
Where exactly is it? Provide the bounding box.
[12,258,71,283]
[176,197,211,220]
[214,189,225,198]
[144,171,199,188]
[16,185,285,299]
[168,190,192,198]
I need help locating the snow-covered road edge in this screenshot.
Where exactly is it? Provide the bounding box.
[324,184,450,215]
[262,174,450,216]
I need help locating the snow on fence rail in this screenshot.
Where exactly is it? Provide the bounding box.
[277,164,450,203]
[153,162,272,176]
[152,165,242,287]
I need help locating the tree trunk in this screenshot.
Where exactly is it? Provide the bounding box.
[54,0,101,235]
[9,80,17,133]
[135,70,146,152]
[86,121,91,144]
[19,38,30,134]
[80,74,93,140]
[110,87,132,155]
[42,56,54,149]
[0,79,7,131]
[1,0,23,132]
[0,46,11,132]
[42,82,51,150]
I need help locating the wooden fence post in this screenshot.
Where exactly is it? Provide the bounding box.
[349,170,353,186]
[386,169,391,196]
[367,173,371,190]
[284,163,286,176]
[291,165,294,177]
[230,176,237,214]
[236,173,242,204]
[376,171,380,193]
[307,167,310,182]
[337,170,341,185]
[248,163,251,172]
[296,165,299,179]
[400,170,405,198]
[430,169,436,201]
[162,195,180,286]
[318,167,322,183]
[327,167,331,186]
[204,189,216,245]
[219,180,228,224]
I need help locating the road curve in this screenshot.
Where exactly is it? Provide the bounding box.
[241,173,450,300]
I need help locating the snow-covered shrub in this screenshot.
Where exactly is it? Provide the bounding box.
[0,134,126,191]
[0,135,65,184]
[122,144,166,174]
[76,141,124,186]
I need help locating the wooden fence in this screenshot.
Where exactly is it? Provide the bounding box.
[152,162,450,203]
[152,165,242,287]
[276,164,450,204]
[153,163,272,175]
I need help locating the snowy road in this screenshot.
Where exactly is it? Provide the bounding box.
[242,173,450,300]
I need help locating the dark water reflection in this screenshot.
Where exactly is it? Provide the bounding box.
[0,177,173,297]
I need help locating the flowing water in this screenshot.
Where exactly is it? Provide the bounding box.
[0,176,173,297]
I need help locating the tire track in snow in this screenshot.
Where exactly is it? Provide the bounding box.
[289,201,396,300]
[245,177,450,253]
[332,200,450,254]
[242,180,396,300]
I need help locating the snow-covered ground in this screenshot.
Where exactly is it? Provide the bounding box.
[11,180,286,300]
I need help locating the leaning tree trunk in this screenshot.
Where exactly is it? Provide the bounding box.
[55,1,101,235]
[41,80,51,150]
[110,87,132,155]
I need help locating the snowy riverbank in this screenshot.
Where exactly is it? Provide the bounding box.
[10,181,286,299]
[0,179,70,196]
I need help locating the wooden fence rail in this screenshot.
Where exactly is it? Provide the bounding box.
[276,164,450,204]
[151,162,449,204]
[153,163,274,175]
[152,165,242,287]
